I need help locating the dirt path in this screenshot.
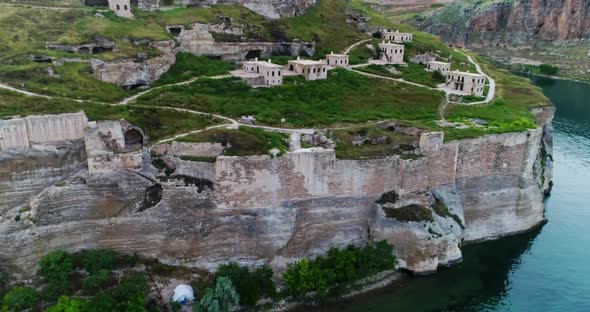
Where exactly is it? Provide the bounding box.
[343,39,373,55]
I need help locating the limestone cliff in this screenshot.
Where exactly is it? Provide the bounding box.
[418,0,590,46]
[138,0,317,19]
[0,107,554,278]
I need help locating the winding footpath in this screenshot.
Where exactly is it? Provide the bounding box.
[0,40,495,146]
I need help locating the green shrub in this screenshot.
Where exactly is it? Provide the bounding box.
[1,286,39,312]
[432,70,446,83]
[46,295,86,312]
[79,249,116,274]
[194,277,240,312]
[155,53,236,86]
[539,64,559,76]
[40,251,75,300]
[282,241,397,298]
[215,263,277,306]
[111,274,149,311]
[383,204,434,222]
[82,269,111,292]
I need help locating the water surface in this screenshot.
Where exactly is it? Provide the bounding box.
[320,75,590,311]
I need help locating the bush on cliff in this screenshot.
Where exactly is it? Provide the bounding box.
[216,263,277,306]
[282,241,397,298]
[1,286,40,312]
[40,251,75,300]
[194,277,240,312]
[539,64,559,76]
[46,295,87,312]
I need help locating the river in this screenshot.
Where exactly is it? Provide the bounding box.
[318,75,590,311]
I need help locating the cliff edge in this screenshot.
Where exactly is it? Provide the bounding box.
[0,106,554,277]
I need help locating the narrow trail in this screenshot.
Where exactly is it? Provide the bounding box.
[119,74,231,105]
[342,39,372,55]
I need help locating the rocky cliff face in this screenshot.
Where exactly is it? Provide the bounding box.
[0,107,554,278]
[138,0,317,19]
[419,0,590,46]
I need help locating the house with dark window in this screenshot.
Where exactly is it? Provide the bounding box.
[446,71,486,96]
[287,57,328,80]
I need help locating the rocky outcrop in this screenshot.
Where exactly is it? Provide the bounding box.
[175,23,315,61]
[91,51,176,88]
[419,0,590,46]
[0,107,554,278]
[46,35,115,54]
[138,0,317,19]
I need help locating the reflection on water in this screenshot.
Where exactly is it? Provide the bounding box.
[319,75,590,311]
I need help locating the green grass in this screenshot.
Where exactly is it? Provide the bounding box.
[284,0,366,54]
[0,62,132,102]
[383,204,434,222]
[134,69,444,128]
[332,126,419,159]
[153,52,237,86]
[0,89,217,141]
[176,126,289,156]
[348,41,379,65]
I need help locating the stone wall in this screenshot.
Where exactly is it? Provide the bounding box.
[0,112,87,151]
[167,141,225,158]
[0,107,554,277]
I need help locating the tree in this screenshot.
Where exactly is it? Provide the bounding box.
[539,64,559,75]
[40,251,74,300]
[1,286,39,312]
[194,277,239,312]
[46,295,86,312]
[432,70,446,83]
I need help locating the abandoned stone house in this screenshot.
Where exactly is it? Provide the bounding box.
[446,71,486,96]
[378,41,405,64]
[287,57,328,80]
[325,52,349,68]
[382,30,413,43]
[241,58,284,86]
[108,0,134,18]
[426,61,451,74]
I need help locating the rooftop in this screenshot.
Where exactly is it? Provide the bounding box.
[327,52,347,57]
[449,70,485,77]
[428,61,451,66]
[288,58,325,66]
[383,29,412,35]
[379,41,404,47]
[243,58,284,68]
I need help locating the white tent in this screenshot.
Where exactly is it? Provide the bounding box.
[172,284,195,304]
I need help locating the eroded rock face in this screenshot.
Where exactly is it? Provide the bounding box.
[91,51,176,88]
[176,23,315,61]
[419,0,590,46]
[0,107,554,278]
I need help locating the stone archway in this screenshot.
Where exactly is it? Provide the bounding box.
[124,129,144,148]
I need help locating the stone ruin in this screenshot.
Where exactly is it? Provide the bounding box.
[0,112,88,151]
[85,119,148,174]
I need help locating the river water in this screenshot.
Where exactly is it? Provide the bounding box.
[319,75,590,311]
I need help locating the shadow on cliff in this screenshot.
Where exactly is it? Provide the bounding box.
[303,226,543,312]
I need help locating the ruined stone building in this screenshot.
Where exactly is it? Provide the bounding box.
[109,0,134,18]
[0,113,88,151]
[287,57,328,80]
[426,61,451,74]
[85,120,147,174]
[382,30,413,43]
[378,41,405,64]
[446,71,486,96]
[325,52,349,68]
[240,58,284,86]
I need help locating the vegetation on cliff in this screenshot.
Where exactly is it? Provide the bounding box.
[0,89,220,141]
[176,126,290,157]
[0,244,398,311]
[283,241,398,298]
[134,69,443,128]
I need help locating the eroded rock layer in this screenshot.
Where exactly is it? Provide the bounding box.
[0,107,554,278]
[419,0,590,46]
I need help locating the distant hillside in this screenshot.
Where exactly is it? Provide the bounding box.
[417,0,590,46]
